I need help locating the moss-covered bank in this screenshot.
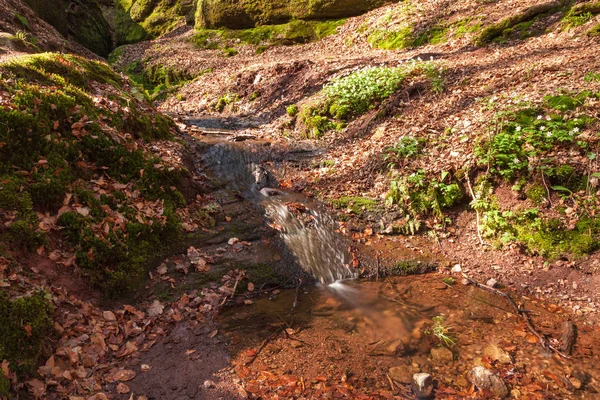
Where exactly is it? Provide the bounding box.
[0,53,187,295]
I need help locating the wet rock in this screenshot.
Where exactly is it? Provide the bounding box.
[486,278,499,288]
[411,373,434,399]
[389,366,418,384]
[368,339,405,356]
[430,346,454,363]
[483,344,512,364]
[468,366,509,398]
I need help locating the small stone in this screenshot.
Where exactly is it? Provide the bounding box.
[412,373,434,399]
[468,366,509,398]
[451,264,462,273]
[368,339,405,356]
[486,278,499,288]
[434,283,448,290]
[569,376,582,389]
[430,346,454,363]
[461,278,471,286]
[483,344,512,364]
[228,237,239,246]
[389,366,417,384]
[290,340,303,348]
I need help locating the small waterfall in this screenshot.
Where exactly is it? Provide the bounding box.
[202,140,355,284]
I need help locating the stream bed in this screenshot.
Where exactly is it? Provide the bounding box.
[184,121,600,399]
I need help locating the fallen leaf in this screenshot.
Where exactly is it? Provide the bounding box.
[113,369,136,382]
[147,300,164,318]
[117,383,131,394]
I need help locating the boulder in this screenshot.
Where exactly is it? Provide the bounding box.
[195,0,391,29]
[24,0,112,56]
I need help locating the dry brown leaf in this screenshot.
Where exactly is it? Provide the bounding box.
[117,383,131,394]
[147,300,164,318]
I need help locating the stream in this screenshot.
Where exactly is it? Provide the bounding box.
[187,120,600,399]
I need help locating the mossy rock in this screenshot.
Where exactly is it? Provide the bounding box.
[475,1,563,45]
[24,0,112,57]
[195,0,389,29]
[115,0,192,45]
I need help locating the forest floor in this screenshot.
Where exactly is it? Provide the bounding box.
[3,0,600,399]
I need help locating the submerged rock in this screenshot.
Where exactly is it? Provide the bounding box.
[430,346,454,363]
[389,366,418,384]
[468,366,509,398]
[411,373,434,399]
[483,344,512,364]
[368,338,405,356]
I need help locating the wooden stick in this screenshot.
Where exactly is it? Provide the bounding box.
[465,175,485,246]
[462,273,570,359]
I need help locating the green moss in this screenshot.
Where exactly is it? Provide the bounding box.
[0,53,186,295]
[589,23,600,36]
[115,0,188,45]
[192,18,345,50]
[391,260,424,275]
[368,26,414,50]
[215,93,239,112]
[525,184,546,205]
[330,196,377,214]
[476,2,563,45]
[0,371,8,396]
[517,217,600,259]
[286,104,299,117]
[121,59,194,101]
[0,291,53,376]
[196,0,382,29]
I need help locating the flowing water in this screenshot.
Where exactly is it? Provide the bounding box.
[194,127,600,398]
[202,137,355,284]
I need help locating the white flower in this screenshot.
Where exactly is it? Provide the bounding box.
[545,116,551,121]
[537,115,543,120]
[540,126,546,131]
[513,158,521,164]
[546,132,552,138]
[572,127,580,133]
[515,126,522,132]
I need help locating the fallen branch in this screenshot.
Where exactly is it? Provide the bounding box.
[462,273,571,359]
[245,328,283,366]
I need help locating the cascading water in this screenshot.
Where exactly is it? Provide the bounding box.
[202,140,356,285]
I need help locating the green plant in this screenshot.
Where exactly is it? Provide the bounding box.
[215,93,239,112]
[585,71,600,82]
[425,315,457,347]
[476,103,592,180]
[387,170,464,222]
[286,104,299,117]
[13,12,29,29]
[384,136,426,169]
[443,277,456,285]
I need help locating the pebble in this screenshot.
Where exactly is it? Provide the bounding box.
[389,366,418,384]
[412,373,434,399]
[451,264,462,273]
[468,366,509,398]
[486,278,499,288]
[483,344,512,364]
[430,346,454,363]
